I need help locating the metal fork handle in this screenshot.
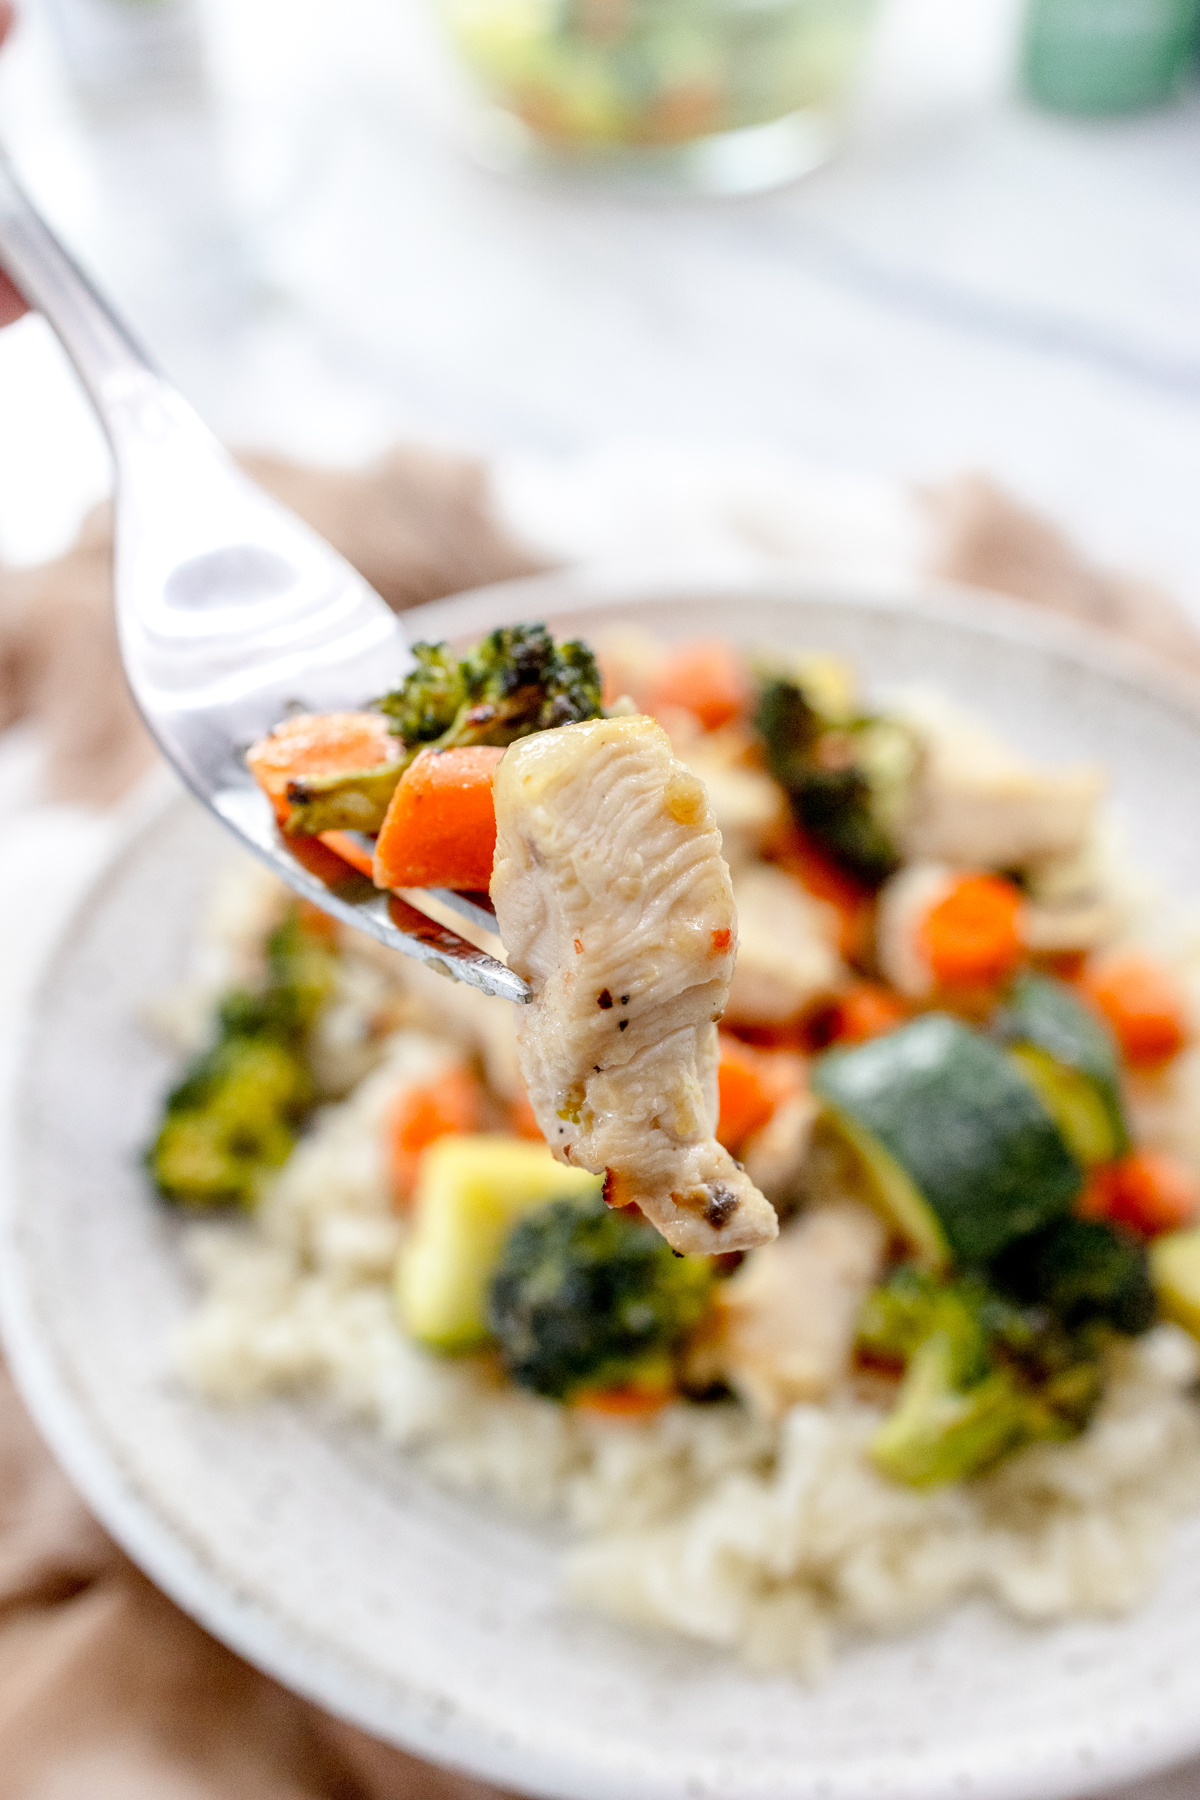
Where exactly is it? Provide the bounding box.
[0,144,162,446]
[0,143,530,1006]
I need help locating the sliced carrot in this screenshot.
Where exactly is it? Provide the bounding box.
[1078,1151,1200,1237]
[246,711,396,827]
[316,830,375,878]
[717,1036,802,1154]
[1079,952,1190,1069]
[573,1382,675,1418]
[917,873,1024,989]
[646,639,752,732]
[386,1065,481,1205]
[826,982,910,1046]
[507,1091,545,1141]
[287,833,371,888]
[767,824,873,962]
[373,745,505,892]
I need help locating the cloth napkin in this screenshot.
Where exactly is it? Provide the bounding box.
[0,443,1197,1800]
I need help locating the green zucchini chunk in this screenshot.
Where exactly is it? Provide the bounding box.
[813,1013,1083,1267]
[995,973,1128,1165]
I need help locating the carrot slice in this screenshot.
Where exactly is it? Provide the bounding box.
[1079,952,1190,1069]
[572,1382,675,1418]
[387,1065,481,1205]
[646,639,752,731]
[373,745,505,892]
[316,830,375,878]
[826,981,910,1045]
[1078,1151,1200,1236]
[246,711,396,827]
[917,873,1023,989]
[717,1036,802,1153]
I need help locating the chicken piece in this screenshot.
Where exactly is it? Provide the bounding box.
[491,716,778,1255]
[724,865,842,1026]
[899,713,1102,870]
[711,1201,887,1421]
[875,862,956,999]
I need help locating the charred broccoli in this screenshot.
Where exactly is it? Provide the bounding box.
[755,677,916,888]
[858,1266,1105,1487]
[147,907,335,1209]
[287,624,605,835]
[379,623,604,746]
[990,1216,1156,1337]
[487,1190,715,1401]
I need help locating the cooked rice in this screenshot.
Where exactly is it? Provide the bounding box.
[171,879,1200,1675]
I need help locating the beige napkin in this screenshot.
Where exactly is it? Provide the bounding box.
[0,448,1197,1800]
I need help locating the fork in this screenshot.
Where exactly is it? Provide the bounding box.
[0,149,529,1004]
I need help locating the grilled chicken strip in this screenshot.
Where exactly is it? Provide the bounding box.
[491,716,779,1256]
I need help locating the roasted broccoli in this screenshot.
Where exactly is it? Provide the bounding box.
[487,1190,715,1401]
[859,1266,1105,1487]
[287,624,605,835]
[755,676,916,887]
[380,623,604,746]
[147,906,335,1209]
[990,1216,1156,1337]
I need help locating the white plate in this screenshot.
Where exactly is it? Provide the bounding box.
[6,569,1200,1800]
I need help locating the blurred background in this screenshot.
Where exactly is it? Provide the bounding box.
[2,0,1199,606]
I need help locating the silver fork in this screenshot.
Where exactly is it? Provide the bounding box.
[0,149,529,1004]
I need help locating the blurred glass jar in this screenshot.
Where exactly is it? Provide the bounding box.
[438,0,881,193]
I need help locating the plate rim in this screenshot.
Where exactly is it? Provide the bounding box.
[6,565,1200,1800]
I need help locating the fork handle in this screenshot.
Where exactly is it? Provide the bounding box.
[0,142,161,444]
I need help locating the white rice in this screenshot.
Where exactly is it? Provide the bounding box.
[172,927,1200,1676]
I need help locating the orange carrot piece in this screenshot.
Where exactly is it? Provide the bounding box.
[572,1382,675,1418]
[507,1091,545,1141]
[386,1065,481,1204]
[1078,1151,1200,1237]
[373,745,505,892]
[646,639,752,731]
[316,830,375,878]
[827,982,910,1045]
[246,711,396,826]
[1079,953,1190,1069]
[717,1036,802,1154]
[287,833,371,888]
[917,873,1024,989]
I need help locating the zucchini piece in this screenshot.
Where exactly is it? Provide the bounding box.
[396,1136,603,1352]
[813,1014,1082,1267]
[996,973,1128,1165]
[1150,1226,1200,1340]
[283,761,405,836]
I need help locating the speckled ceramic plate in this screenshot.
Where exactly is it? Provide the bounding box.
[6,569,1200,1800]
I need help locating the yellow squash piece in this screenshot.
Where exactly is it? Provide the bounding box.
[396,1135,602,1352]
[1150,1227,1200,1341]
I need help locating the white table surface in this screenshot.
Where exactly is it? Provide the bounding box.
[3,2,1200,1795]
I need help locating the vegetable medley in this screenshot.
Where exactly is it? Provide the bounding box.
[149,625,1200,1486]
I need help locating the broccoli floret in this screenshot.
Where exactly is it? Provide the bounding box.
[374,641,467,746]
[859,1266,1105,1487]
[290,625,605,837]
[754,678,916,888]
[150,1037,311,1208]
[378,623,604,750]
[147,905,334,1210]
[487,1191,715,1401]
[991,1216,1156,1336]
